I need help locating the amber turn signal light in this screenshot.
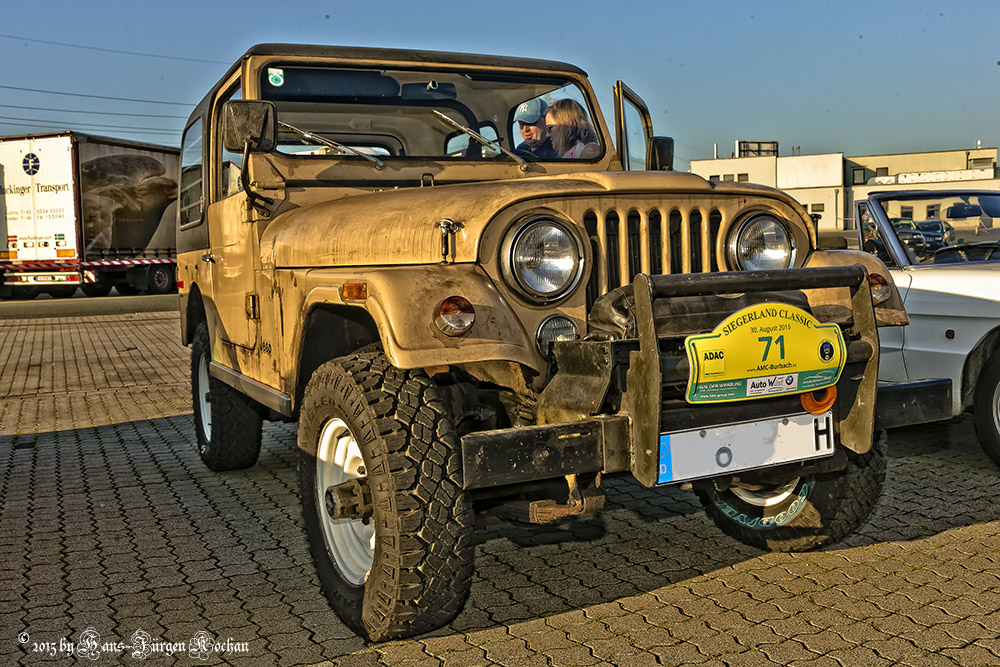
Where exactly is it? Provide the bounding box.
[340,282,368,301]
[868,273,891,304]
[800,386,837,414]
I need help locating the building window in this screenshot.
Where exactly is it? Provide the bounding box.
[876,167,889,178]
[709,175,720,181]
[812,203,825,213]
[737,173,749,182]
[852,168,865,185]
[926,204,940,219]
[722,174,735,182]
[900,206,913,219]
[970,157,994,169]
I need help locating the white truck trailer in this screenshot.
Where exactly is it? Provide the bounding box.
[0,132,179,298]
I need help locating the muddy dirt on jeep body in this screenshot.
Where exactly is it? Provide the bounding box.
[176,44,950,641]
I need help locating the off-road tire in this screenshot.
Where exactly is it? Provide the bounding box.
[695,431,887,552]
[973,350,1000,467]
[191,322,262,471]
[298,352,473,642]
[147,265,175,295]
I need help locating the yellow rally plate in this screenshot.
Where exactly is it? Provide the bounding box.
[684,303,846,404]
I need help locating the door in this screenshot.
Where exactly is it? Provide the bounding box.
[613,81,653,171]
[208,78,259,350]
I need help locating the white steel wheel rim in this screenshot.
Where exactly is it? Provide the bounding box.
[992,382,1000,434]
[316,417,375,586]
[197,353,212,440]
[731,478,800,508]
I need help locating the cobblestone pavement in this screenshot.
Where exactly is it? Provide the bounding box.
[2,312,1000,666]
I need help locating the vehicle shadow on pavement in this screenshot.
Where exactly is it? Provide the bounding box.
[5,411,1000,662]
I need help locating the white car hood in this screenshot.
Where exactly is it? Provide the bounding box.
[895,262,1000,315]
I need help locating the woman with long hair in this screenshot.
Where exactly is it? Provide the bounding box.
[544,99,600,159]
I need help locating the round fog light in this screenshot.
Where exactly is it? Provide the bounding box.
[435,296,475,336]
[536,315,579,353]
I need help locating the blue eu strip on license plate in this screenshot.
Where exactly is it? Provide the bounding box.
[657,411,834,485]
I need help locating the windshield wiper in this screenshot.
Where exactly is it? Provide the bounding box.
[432,110,528,171]
[277,121,384,170]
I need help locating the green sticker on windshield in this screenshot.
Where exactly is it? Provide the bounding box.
[267,68,284,87]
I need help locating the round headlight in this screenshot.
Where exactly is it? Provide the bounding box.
[728,215,796,271]
[536,315,580,353]
[502,218,583,302]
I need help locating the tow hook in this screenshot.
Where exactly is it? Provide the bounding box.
[325,478,374,521]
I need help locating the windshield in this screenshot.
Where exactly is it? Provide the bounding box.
[869,192,1000,265]
[258,64,603,162]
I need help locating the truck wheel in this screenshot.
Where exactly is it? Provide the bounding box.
[147,265,175,295]
[973,350,1000,467]
[81,282,112,298]
[190,322,262,471]
[695,431,887,552]
[46,285,77,299]
[298,353,473,642]
[11,286,40,300]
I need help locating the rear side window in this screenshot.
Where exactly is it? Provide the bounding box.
[179,119,204,227]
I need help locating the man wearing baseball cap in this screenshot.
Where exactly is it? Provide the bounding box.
[514,98,557,158]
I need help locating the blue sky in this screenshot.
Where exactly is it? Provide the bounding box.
[1,1,997,169]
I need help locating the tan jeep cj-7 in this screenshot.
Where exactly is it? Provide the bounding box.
[177,44,951,641]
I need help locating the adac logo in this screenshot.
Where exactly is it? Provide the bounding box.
[22,153,40,176]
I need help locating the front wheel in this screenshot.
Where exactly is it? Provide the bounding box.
[298,353,473,642]
[190,323,262,471]
[973,350,1000,467]
[695,432,887,552]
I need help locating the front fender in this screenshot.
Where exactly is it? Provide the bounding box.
[299,263,542,372]
[804,249,909,327]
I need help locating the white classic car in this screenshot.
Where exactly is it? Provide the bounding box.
[857,190,1000,464]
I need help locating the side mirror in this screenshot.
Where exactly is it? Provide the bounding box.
[222,100,276,153]
[648,136,674,171]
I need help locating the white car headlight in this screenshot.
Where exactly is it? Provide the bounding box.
[501,217,583,302]
[728,215,796,271]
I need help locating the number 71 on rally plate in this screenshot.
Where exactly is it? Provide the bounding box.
[683,303,846,404]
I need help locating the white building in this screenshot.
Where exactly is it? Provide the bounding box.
[689,147,998,231]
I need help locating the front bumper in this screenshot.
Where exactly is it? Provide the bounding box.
[460,378,952,490]
[460,267,953,491]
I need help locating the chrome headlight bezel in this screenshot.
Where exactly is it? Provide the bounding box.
[500,216,584,304]
[726,214,797,271]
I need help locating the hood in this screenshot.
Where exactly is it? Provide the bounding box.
[261,171,727,268]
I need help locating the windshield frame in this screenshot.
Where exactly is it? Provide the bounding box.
[252,59,609,166]
[860,190,1000,268]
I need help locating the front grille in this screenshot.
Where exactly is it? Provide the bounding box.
[584,205,723,306]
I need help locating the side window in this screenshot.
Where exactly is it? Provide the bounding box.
[219,86,243,198]
[621,99,647,171]
[179,119,204,227]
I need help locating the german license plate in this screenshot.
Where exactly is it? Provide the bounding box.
[657,411,834,485]
[684,303,846,404]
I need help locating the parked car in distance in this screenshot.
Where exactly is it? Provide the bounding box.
[889,217,945,257]
[857,190,1000,464]
[917,218,957,244]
